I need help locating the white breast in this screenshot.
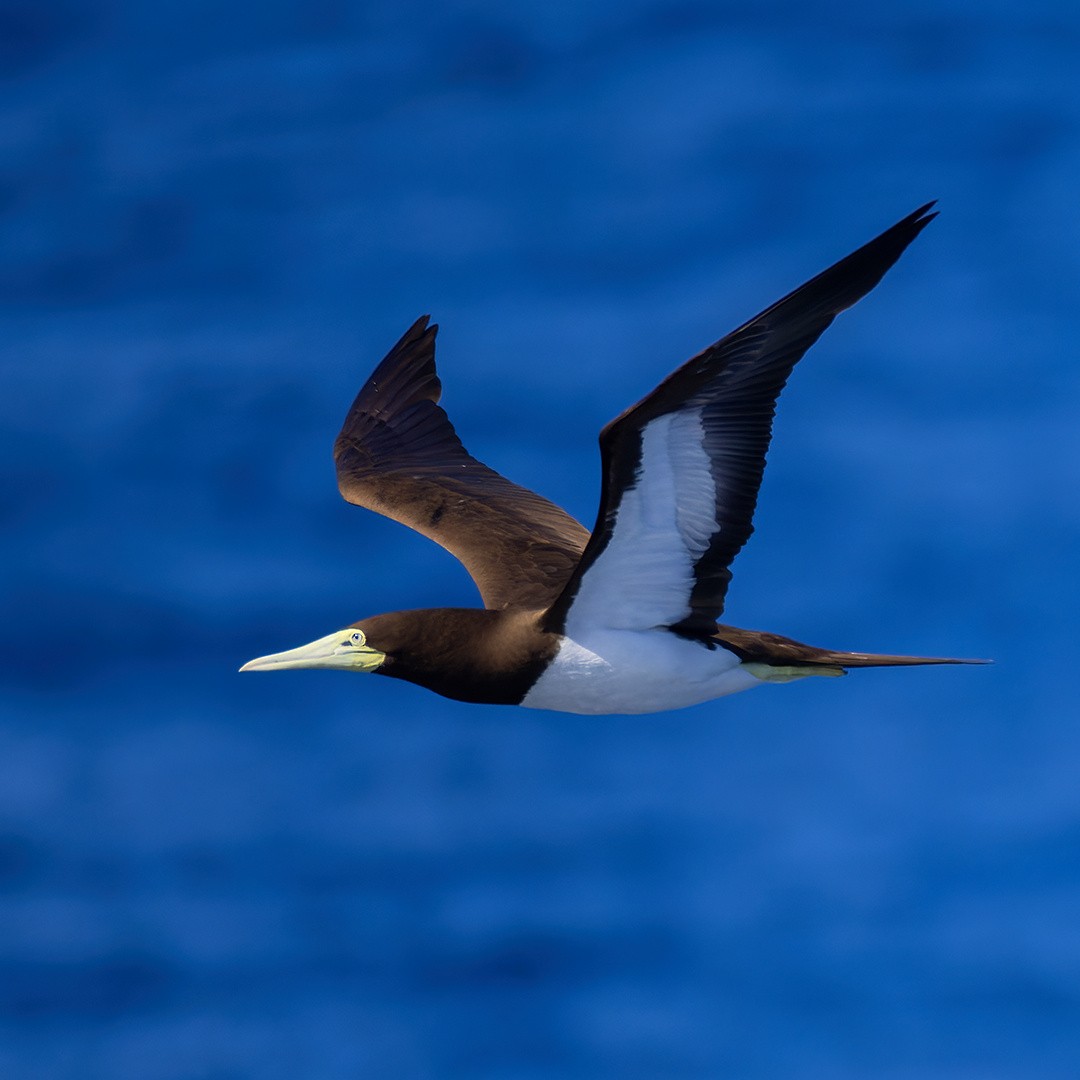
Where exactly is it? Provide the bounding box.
[521,628,765,715]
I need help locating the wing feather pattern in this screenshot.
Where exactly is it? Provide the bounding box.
[334,317,590,611]
[544,204,938,636]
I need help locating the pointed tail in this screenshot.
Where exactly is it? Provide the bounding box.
[712,625,991,671]
[743,650,990,684]
[815,649,991,669]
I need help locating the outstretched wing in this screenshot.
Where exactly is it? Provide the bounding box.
[334,317,590,611]
[544,204,938,637]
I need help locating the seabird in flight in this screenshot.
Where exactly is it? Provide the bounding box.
[241,203,982,713]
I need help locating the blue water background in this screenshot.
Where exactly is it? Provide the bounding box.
[2,2,1078,1076]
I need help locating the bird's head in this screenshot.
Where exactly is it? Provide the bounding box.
[240,609,551,705]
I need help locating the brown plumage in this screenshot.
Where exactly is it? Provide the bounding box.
[334,316,589,612]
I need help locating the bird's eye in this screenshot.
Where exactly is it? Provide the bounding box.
[350,631,366,646]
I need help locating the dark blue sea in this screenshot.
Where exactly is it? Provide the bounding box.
[3,3,1078,1076]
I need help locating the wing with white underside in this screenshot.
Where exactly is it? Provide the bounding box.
[542,204,938,638]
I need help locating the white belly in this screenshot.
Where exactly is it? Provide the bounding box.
[520,629,766,715]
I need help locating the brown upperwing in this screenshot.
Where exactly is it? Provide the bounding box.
[333,316,591,612]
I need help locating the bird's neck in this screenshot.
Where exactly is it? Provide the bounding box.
[368,607,561,705]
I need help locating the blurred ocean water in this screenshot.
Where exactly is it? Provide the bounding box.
[2,2,1079,1077]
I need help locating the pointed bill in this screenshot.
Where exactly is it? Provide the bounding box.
[240,628,385,673]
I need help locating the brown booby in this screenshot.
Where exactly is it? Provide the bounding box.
[241,204,982,713]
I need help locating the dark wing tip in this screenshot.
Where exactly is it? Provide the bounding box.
[880,199,939,244]
[692,201,940,356]
[397,314,437,351]
[887,201,938,232]
[336,316,444,446]
[408,313,436,337]
[907,199,938,221]
[804,200,939,318]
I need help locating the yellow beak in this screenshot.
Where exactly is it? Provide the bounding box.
[240,629,386,673]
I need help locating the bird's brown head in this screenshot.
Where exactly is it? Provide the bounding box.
[241,608,558,705]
